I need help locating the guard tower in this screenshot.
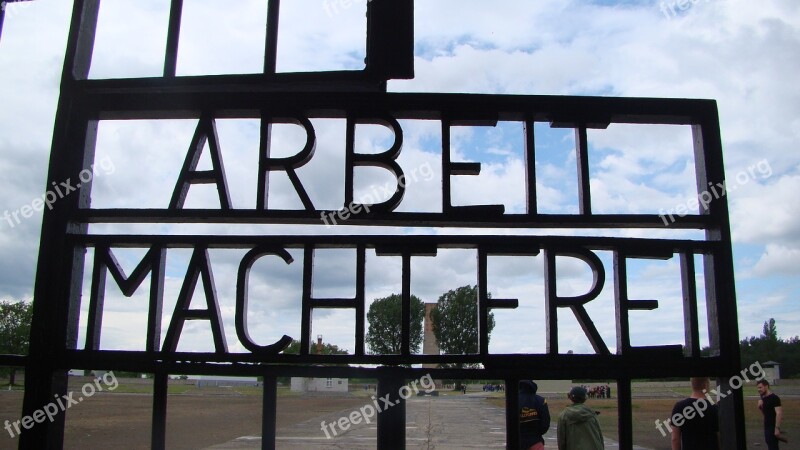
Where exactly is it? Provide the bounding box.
[422,303,440,369]
[2,1,747,449]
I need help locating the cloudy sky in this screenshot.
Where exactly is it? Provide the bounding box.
[0,0,797,359]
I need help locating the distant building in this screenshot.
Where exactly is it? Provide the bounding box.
[762,361,781,385]
[290,335,349,393]
[195,375,259,387]
[290,376,348,393]
[67,369,109,378]
[422,303,440,369]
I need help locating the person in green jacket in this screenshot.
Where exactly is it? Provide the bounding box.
[557,386,604,450]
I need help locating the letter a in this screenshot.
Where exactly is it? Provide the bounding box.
[170,115,232,210]
[162,246,228,353]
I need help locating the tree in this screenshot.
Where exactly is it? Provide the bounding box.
[0,300,33,386]
[430,285,495,368]
[366,294,425,355]
[282,339,348,355]
[278,338,349,384]
[763,318,779,343]
[740,318,800,379]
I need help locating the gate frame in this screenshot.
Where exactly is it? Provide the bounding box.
[6,1,746,449]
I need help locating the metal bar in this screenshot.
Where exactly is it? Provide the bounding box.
[505,378,520,450]
[257,116,271,209]
[78,88,721,123]
[355,244,366,355]
[262,375,277,450]
[575,124,592,215]
[617,378,633,450]
[477,248,490,355]
[544,249,558,354]
[66,234,721,262]
[309,298,357,309]
[85,247,107,350]
[53,351,733,378]
[151,372,168,450]
[146,246,166,353]
[163,0,183,77]
[614,251,631,354]
[365,0,413,79]
[524,117,537,214]
[76,209,716,229]
[300,246,313,355]
[680,252,701,356]
[441,118,453,212]
[692,115,746,447]
[20,2,100,446]
[376,372,406,449]
[718,377,746,450]
[345,115,356,207]
[401,252,411,356]
[264,0,280,74]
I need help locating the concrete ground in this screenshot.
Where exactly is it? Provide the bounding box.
[207,394,647,449]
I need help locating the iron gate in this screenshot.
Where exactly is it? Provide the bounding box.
[2,1,746,448]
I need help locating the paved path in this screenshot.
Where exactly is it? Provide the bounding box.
[207,395,649,449]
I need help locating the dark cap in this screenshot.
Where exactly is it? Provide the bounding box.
[568,386,587,401]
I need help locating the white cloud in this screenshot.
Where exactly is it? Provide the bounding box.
[1,0,799,354]
[730,171,800,245]
[753,244,800,277]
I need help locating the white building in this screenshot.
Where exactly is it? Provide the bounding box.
[762,361,781,385]
[195,375,259,387]
[290,376,349,393]
[289,335,350,394]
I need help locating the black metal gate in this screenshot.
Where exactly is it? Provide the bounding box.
[4,1,746,448]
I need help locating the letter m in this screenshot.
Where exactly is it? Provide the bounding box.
[86,245,166,352]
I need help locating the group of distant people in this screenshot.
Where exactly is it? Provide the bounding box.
[518,377,785,450]
[579,384,611,399]
[483,383,504,392]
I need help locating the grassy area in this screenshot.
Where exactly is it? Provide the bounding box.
[4,376,798,449]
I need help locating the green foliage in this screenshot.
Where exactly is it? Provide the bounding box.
[366,294,425,354]
[281,339,348,355]
[0,300,32,355]
[430,285,495,368]
[0,300,33,385]
[278,339,348,383]
[763,318,778,342]
[740,318,800,379]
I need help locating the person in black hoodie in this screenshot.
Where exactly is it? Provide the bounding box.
[519,380,551,450]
